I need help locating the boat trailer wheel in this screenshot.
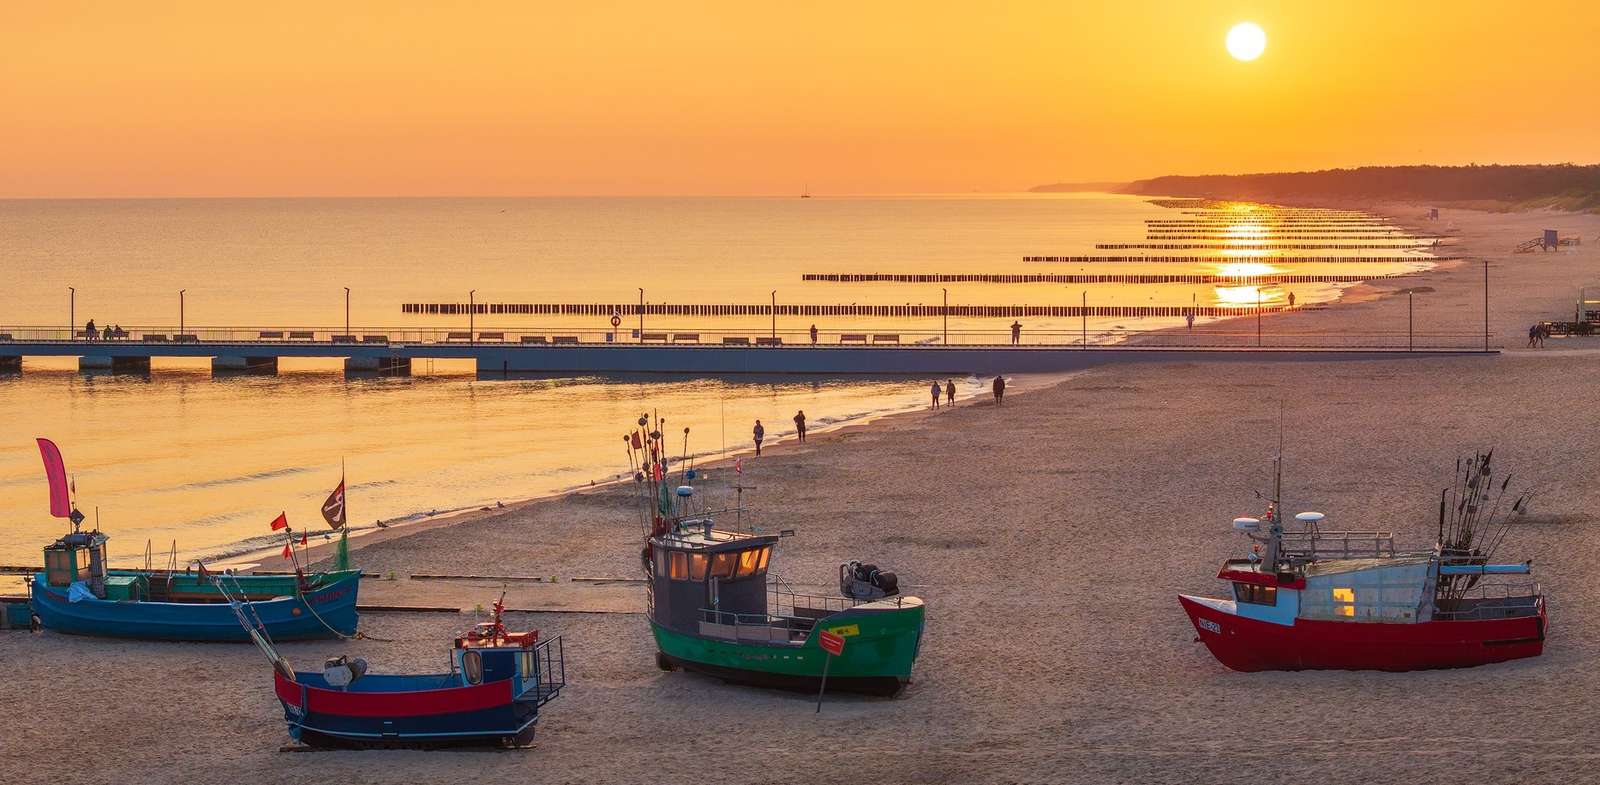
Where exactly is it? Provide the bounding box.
[655,652,675,672]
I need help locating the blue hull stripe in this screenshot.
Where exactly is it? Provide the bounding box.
[30,573,360,641]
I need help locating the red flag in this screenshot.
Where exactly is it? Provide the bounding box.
[321,478,347,530]
[281,543,293,559]
[299,531,308,546]
[270,512,288,531]
[36,438,72,519]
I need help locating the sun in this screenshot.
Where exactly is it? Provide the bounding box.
[1226,22,1267,61]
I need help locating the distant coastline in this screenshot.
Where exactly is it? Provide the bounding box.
[1027,181,1129,193]
[1034,164,1600,213]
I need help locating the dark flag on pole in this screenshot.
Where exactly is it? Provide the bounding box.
[321,477,347,530]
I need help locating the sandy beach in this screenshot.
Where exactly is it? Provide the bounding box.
[7,204,1600,785]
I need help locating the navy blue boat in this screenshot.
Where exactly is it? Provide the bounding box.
[28,530,360,642]
[251,596,566,748]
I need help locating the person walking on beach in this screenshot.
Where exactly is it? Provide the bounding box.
[1010,320,1022,345]
[810,324,818,344]
[930,381,942,409]
[1288,292,1296,309]
[945,379,956,406]
[753,420,765,456]
[1185,311,1195,331]
[794,410,807,442]
[1528,324,1540,348]
[992,374,1005,405]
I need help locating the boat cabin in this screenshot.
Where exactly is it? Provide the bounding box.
[648,520,777,635]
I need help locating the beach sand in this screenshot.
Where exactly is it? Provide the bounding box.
[6,204,1600,785]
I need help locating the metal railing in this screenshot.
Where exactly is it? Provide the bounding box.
[1433,582,1543,621]
[525,635,566,707]
[1279,531,1398,559]
[0,324,1499,351]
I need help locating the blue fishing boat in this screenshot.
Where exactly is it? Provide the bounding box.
[240,594,566,748]
[28,530,360,642]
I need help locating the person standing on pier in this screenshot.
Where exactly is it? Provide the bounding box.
[945,379,956,406]
[1010,320,1022,345]
[753,420,765,456]
[85,319,96,341]
[930,381,942,409]
[810,324,818,344]
[993,374,1005,405]
[794,410,807,442]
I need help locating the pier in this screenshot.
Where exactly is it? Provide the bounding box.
[0,324,1494,377]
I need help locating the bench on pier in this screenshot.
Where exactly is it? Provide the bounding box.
[0,334,12,341]
[144,334,169,342]
[445,332,473,342]
[288,331,315,341]
[361,335,389,344]
[331,334,357,344]
[641,332,669,342]
[477,332,504,343]
[258,331,284,340]
[721,337,751,345]
[552,335,580,345]
[671,333,700,343]
[173,334,198,343]
[520,335,548,344]
[755,337,783,346]
[871,334,901,344]
[839,333,868,344]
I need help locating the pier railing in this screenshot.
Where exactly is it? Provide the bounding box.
[0,325,1496,351]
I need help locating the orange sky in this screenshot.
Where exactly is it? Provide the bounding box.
[2,1,1597,197]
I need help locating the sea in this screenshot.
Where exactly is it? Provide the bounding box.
[0,193,1436,572]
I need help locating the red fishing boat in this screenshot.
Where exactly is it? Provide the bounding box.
[1180,451,1547,672]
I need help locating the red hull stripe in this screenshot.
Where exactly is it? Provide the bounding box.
[275,671,302,708]
[275,671,514,717]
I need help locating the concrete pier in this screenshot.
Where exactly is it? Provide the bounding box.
[211,355,279,374]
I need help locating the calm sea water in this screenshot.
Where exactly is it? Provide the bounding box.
[0,194,1432,570]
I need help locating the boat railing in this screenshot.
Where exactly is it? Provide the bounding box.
[1280,530,1396,559]
[525,635,566,706]
[769,588,860,618]
[699,607,813,644]
[1433,582,1544,621]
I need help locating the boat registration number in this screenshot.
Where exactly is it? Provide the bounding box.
[826,624,860,637]
[1197,618,1222,635]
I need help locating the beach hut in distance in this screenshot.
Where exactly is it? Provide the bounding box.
[1180,452,1546,671]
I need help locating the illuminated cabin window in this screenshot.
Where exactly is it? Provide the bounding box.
[735,549,761,578]
[757,546,770,571]
[1233,583,1277,606]
[1331,587,1356,617]
[711,552,736,579]
[668,551,688,580]
[689,553,709,581]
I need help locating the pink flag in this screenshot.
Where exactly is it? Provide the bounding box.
[36,438,72,518]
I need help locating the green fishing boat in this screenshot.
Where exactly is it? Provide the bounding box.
[626,414,925,696]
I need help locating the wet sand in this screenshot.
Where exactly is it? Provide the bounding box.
[6,205,1600,785]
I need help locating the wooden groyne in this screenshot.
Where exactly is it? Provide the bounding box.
[1096,243,1432,251]
[402,303,1287,318]
[1144,234,1421,241]
[1023,255,1452,263]
[800,272,1409,284]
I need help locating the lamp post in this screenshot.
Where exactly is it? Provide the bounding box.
[179,289,186,336]
[1408,289,1414,352]
[638,288,644,342]
[69,287,75,340]
[469,289,476,346]
[770,290,777,339]
[942,288,948,344]
[344,287,350,337]
[1256,289,1262,348]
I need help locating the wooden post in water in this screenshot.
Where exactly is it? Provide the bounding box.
[1256,289,1262,347]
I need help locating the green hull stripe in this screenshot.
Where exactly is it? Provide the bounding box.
[651,605,924,679]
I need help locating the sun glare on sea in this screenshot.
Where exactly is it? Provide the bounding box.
[1226,22,1267,61]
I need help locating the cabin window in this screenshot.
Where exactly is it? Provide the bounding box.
[520,651,535,678]
[1331,587,1356,617]
[463,650,484,685]
[1233,583,1277,606]
[735,549,761,578]
[689,553,709,581]
[710,552,736,579]
[668,551,688,581]
[757,546,770,572]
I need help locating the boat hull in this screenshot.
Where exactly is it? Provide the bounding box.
[1179,594,1546,672]
[30,571,360,642]
[274,671,539,748]
[650,601,925,696]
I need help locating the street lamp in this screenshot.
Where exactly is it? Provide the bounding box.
[942,288,948,344]
[638,288,645,342]
[770,290,777,339]
[469,289,476,346]
[179,289,186,336]
[68,287,75,340]
[344,287,351,337]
